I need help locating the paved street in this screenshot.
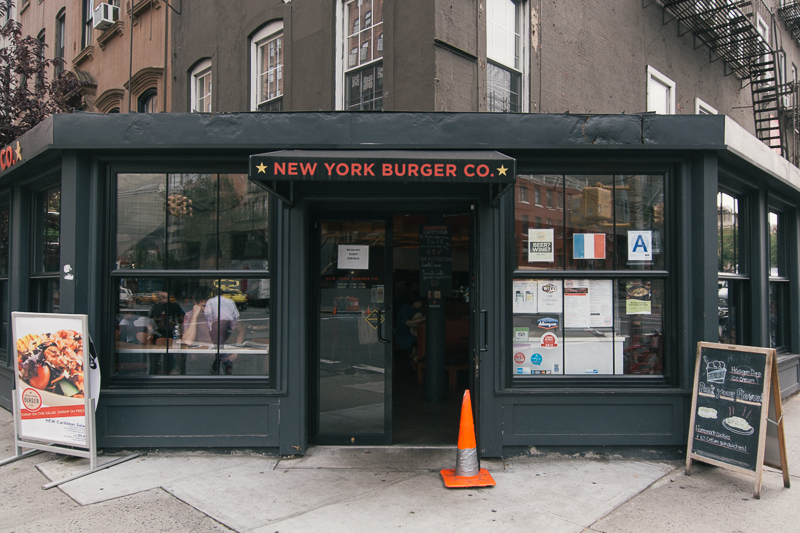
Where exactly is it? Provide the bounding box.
[1,394,798,533]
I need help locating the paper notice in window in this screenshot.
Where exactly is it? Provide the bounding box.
[626,298,651,315]
[589,280,614,327]
[513,279,538,313]
[528,229,554,262]
[337,245,369,270]
[564,280,590,328]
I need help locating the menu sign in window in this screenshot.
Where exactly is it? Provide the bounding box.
[686,342,790,499]
[419,225,452,297]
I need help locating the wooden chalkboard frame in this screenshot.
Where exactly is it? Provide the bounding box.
[685,342,790,499]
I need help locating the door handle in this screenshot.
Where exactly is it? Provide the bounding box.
[479,310,488,352]
[377,306,390,343]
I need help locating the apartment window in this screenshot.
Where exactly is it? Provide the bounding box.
[114,173,271,379]
[190,59,212,113]
[137,88,158,113]
[55,10,66,76]
[519,185,528,203]
[340,0,384,110]
[647,66,676,115]
[251,21,284,112]
[695,98,717,115]
[717,189,747,345]
[513,174,666,378]
[82,0,93,49]
[487,0,525,113]
[36,31,45,87]
[31,186,61,314]
[769,210,790,352]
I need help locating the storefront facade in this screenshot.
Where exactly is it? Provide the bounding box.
[0,112,798,457]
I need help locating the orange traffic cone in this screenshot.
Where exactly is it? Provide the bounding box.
[440,390,496,488]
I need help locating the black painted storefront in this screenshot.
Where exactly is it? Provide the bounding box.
[0,112,798,457]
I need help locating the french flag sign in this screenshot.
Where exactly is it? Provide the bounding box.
[573,233,606,259]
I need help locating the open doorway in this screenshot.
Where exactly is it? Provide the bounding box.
[391,213,472,445]
[310,211,474,446]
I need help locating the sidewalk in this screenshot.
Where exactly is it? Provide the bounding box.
[1,395,798,533]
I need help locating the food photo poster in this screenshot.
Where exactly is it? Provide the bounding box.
[12,312,94,447]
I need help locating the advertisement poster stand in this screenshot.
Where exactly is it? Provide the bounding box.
[685,342,790,499]
[2,312,138,489]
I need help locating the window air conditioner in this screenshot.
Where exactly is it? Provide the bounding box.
[92,3,119,31]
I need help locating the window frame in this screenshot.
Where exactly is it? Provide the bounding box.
[82,0,93,50]
[647,65,676,115]
[30,182,62,314]
[717,185,749,346]
[190,59,212,113]
[137,88,158,113]
[510,168,673,387]
[695,98,718,115]
[108,164,275,388]
[768,205,792,354]
[337,0,385,111]
[486,0,528,113]
[54,9,65,76]
[250,21,284,112]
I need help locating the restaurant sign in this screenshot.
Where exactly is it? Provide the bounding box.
[0,141,22,171]
[249,150,516,184]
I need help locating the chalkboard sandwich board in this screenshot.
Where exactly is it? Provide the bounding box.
[685,342,790,499]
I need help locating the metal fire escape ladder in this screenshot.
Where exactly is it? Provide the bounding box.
[750,50,789,157]
[778,1,800,163]
[659,0,772,79]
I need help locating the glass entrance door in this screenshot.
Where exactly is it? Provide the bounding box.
[315,219,392,444]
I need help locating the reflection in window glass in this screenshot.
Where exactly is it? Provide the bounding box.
[511,278,664,376]
[769,211,779,276]
[117,174,269,271]
[614,174,665,271]
[41,186,61,273]
[515,174,665,272]
[115,278,270,376]
[768,210,789,352]
[565,175,614,271]
[718,192,739,273]
[31,278,60,313]
[769,281,788,351]
[718,280,740,345]
[114,173,271,379]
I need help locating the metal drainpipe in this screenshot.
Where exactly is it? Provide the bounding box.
[128,6,134,113]
[163,0,169,112]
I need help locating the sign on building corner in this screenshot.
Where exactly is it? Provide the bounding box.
[0,141,22,171]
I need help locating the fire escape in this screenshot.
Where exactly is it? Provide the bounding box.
[778,1,800,163]
[646,1,795,160]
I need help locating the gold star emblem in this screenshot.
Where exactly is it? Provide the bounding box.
[497,165,508,176]
[15,141,22,162]
[256,162,267,173]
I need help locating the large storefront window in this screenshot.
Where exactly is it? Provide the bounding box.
[717,189,747,345]
[0,202,8,364]
[769,210,790,352]
[114,174,271,378]
[31,186,60,313]
[513,174,666,378]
